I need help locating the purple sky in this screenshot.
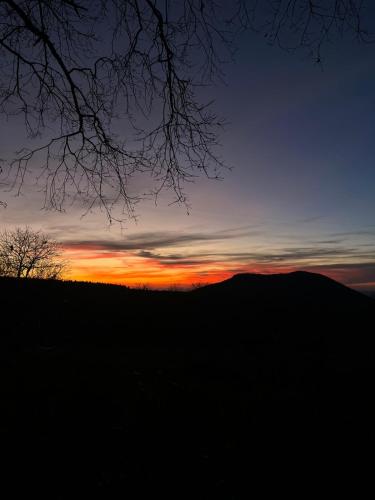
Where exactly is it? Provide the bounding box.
[1,4,374,290]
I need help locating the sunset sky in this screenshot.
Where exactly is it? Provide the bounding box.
[1,15,375,292]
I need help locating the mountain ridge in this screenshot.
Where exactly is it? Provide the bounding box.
[193,270,372,306]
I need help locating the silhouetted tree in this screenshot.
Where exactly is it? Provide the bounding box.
[0,227,66,279]
[0,1,371,219]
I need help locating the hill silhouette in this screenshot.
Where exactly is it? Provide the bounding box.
[194,270,370,305]
[0,273,373,497]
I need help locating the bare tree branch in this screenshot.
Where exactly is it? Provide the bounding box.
[0,1,372,220]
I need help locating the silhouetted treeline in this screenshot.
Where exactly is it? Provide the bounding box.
[0,273,373,497]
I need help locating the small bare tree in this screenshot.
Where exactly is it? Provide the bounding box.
[0,1,372,220]
[0,227,67,279]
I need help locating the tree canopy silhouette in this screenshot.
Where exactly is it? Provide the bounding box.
[0,1,371,220]
[0,227,66,279]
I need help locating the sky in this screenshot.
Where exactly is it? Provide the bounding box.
[1,6,375,292]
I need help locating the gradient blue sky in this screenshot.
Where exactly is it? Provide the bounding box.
[1,17,375,290]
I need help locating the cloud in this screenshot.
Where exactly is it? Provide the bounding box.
[249,246,365,262]
[333,230,375,237]
[62,227,262,252]
[135,245,375,266]
[312,239,345,245]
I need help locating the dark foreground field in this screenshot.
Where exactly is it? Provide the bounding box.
[0,272,374,497]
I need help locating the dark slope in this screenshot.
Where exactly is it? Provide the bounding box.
[0,275,374,497]
[193,270,371,307]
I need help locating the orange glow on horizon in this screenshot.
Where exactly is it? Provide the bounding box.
[61,244,375,290]
[62,246,299,288]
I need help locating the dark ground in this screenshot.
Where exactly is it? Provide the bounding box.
[0,272,374,497]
